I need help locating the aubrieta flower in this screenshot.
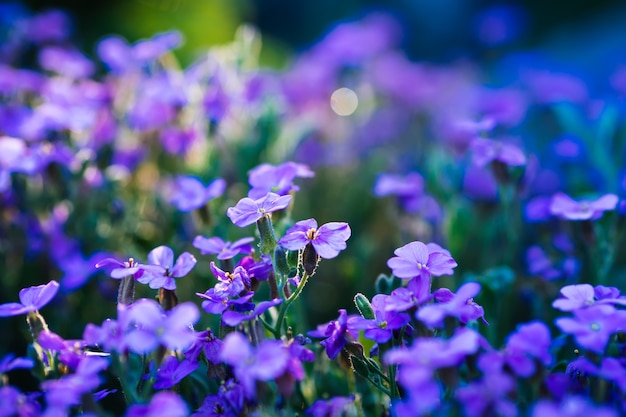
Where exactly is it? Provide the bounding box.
[220,332,290,399]
[555,304,626,353]
[384,275,432,313]
[386,241,457,280]
[0,385,40,417]
[196,290,254,316]
[455,370,517,417]
[470,137,526,167]
[210,262,250,298]
[95,257,161,279]
[221,298,283,327]
[278,218,351,259]
[168,176,226,212]
[247,162,315,199]
[348,294,410,343]
[552,284,626,312]
[306,395,356,417]
[227,192,292,227]
[193,236,254,260]
[125,391,188,417]
[568,356,626,393]
[549,192,619,221]
[0,354,34,374]
[309,309,358,360]
[136,245,197,290]
[0,280,59,317]
[417,282,488,327]
[124,299,200,354]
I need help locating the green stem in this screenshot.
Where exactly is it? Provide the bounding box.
[273,272,310,338]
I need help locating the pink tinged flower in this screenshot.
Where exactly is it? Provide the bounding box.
[470,137,526,167]
[549,192,619,221]
[387,241,457,280]
[417,282,488,327]
[124,299,200,354]
[220,332,290,399]
[227,192,293,227]
[192,236,254,260]
[555,304,626,354]
[278,218,351,259]
[0,280,59,317]
[136,245,196,290]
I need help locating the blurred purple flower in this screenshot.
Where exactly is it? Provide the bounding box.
[39,47,94,79]
[489,321,552,377]
[222,299,283,327]
[374,172,423,198]
[124,299,200,354]
[387,241,457,280]
[133,31,183,62]
[549,192,618,221]
[125,391,188,417]
[0,385,40,417]
[474,5,526,47]
[168,176,226,212]
[278,218,351,259]
[38,330,86,370]
[27,9,71,43]
[248,162,314,199]
[184,329,223,365]
[553,284,626,312]
[220,332,290,398]
[470,137,526,167]
[555,304,626,353]
[137,245,196,290]
[0,354,34,374]
[0,280,59,317]
[524,71,588,104]
[417,282,487,327]
[532,396,619,417]
[97,36,135,72]
[455,371,517,417]
[193,236,254,260]
[154,356,198,389]
[306,395,355,417]
[227,192,292,227]
[463,163,499,201]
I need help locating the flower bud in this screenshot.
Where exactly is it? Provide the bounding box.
[302,243,319,276]
[354,293,375,320]
[274,246,290,277]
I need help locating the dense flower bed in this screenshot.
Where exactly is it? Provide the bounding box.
[2,6,626,417]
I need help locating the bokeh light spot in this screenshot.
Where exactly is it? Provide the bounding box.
[330,87,359,116]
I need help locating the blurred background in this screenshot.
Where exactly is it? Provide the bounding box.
[12,0,626,69]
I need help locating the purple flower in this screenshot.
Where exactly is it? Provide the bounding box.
[532,396,619,417]
[569,356,626,392]
[136,245,196,290]
[555,304,626,353]
[154,356,199,389]
[125,391,188,417]
[221,298,282,327]
[470,137,526,167]
[196,290,254,316]
[387,241,457,280]
[95,257,161,280]
[168,176,226,212]
[455,371,517,417]
[247,162,314,199]
[552,284,626,312]
[306,395,356,417]
[193,236,254,260]
[124,299,200,354]
[210,262,250,298]
[0,385,40,417]
[184,330,223,365]
[417,282,488,327]
[309,309,358,360]
[549,192,618,221]
[227,192,292,227]
[220,332,290,398]
[0,354,34,374]
[373,172,424,197]
[0,280,59,317]
[348,294,410,343]
[385,276,432,313]
[278,218,351,259]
